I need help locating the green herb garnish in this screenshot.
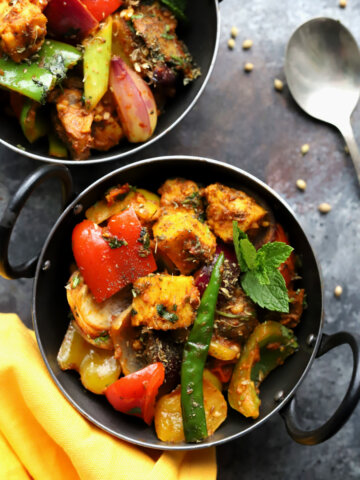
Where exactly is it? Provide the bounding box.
[102,234,128,249]
[71,274,80,289]
[161,24,175,40]
[233,221,293,312]
[156,304,178,323]
[94,333,110,344]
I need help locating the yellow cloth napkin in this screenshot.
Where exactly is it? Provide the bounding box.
[0,314,217,480]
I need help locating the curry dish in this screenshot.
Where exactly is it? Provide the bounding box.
[0,0,200,159]
[57,178,305,443]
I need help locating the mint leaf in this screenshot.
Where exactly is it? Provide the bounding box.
[254,268,270,285]
[241,269,290,312]
[233,221,256,272]
[240,238,257,270]
[256,242,293,270]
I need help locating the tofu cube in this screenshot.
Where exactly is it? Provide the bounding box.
[153,210,216,274]
[202,183,267,243]
[131,274,200,330]
[158,178,204,217]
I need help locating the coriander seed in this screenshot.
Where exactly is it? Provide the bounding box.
[318,202,332,213]
[274,78,284,91]
[339,0,347,7]
[244,62,254,72]
[301,143,310,155]
[231,26,239,38]
[228,38,236,49]
[334,285,343,297]
[242,39,253,50]
[296,179,307,191]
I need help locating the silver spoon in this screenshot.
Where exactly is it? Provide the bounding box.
[285,17,360,184]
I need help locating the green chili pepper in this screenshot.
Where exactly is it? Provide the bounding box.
[0,40,82,104]
[228,321,298,419]
[181,252,224,443]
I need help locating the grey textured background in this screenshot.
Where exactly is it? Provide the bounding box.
[1,0,360,478]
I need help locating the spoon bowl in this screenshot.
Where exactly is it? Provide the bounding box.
[285,18,360,183]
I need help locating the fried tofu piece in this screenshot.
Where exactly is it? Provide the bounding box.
[202,183,267,243]
[86,185,160,226]
[0,0,47,62]
[52,88,94,160]
[66,271,132,348]
[158,178,204,217]
[91,92,124,151]
[153,210,216,274]
[131,274,200,330]
[132,2,196,81]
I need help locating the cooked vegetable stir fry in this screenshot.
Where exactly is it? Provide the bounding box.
[58,178,306,443]
[0,0,200,159]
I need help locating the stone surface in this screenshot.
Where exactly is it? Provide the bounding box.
[1,0,360,478]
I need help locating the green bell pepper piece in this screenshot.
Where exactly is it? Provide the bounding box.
[83,16,112,110]
[20,99,48,143]
[228,321,298,419]
[0,40,82,104]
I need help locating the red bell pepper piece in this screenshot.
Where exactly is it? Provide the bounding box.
[273,223,296,288]
[80,0,123,21]
[72,207,157,302]
[45,0,98,41]
[105,363,165,425]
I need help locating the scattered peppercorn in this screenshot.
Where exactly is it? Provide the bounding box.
[296,179,307,191]
[318,202,332,213]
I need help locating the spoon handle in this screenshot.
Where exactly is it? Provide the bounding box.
[338,120,360,185]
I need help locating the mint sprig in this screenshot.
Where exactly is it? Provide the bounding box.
[233,221,294,312]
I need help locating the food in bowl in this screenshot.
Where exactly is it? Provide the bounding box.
[0,0,200,160]
[57,178,305,443]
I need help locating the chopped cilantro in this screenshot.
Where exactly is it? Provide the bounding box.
[94,333,110,344]
[71,274,80,289]
[127,406,142,415]
[161,25,175,40]
[102,234,128,249]
[156,304,178,323]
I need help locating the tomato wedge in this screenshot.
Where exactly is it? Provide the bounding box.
[72,207,157,302]
[105,363,165,425]
[81,0,123,21]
